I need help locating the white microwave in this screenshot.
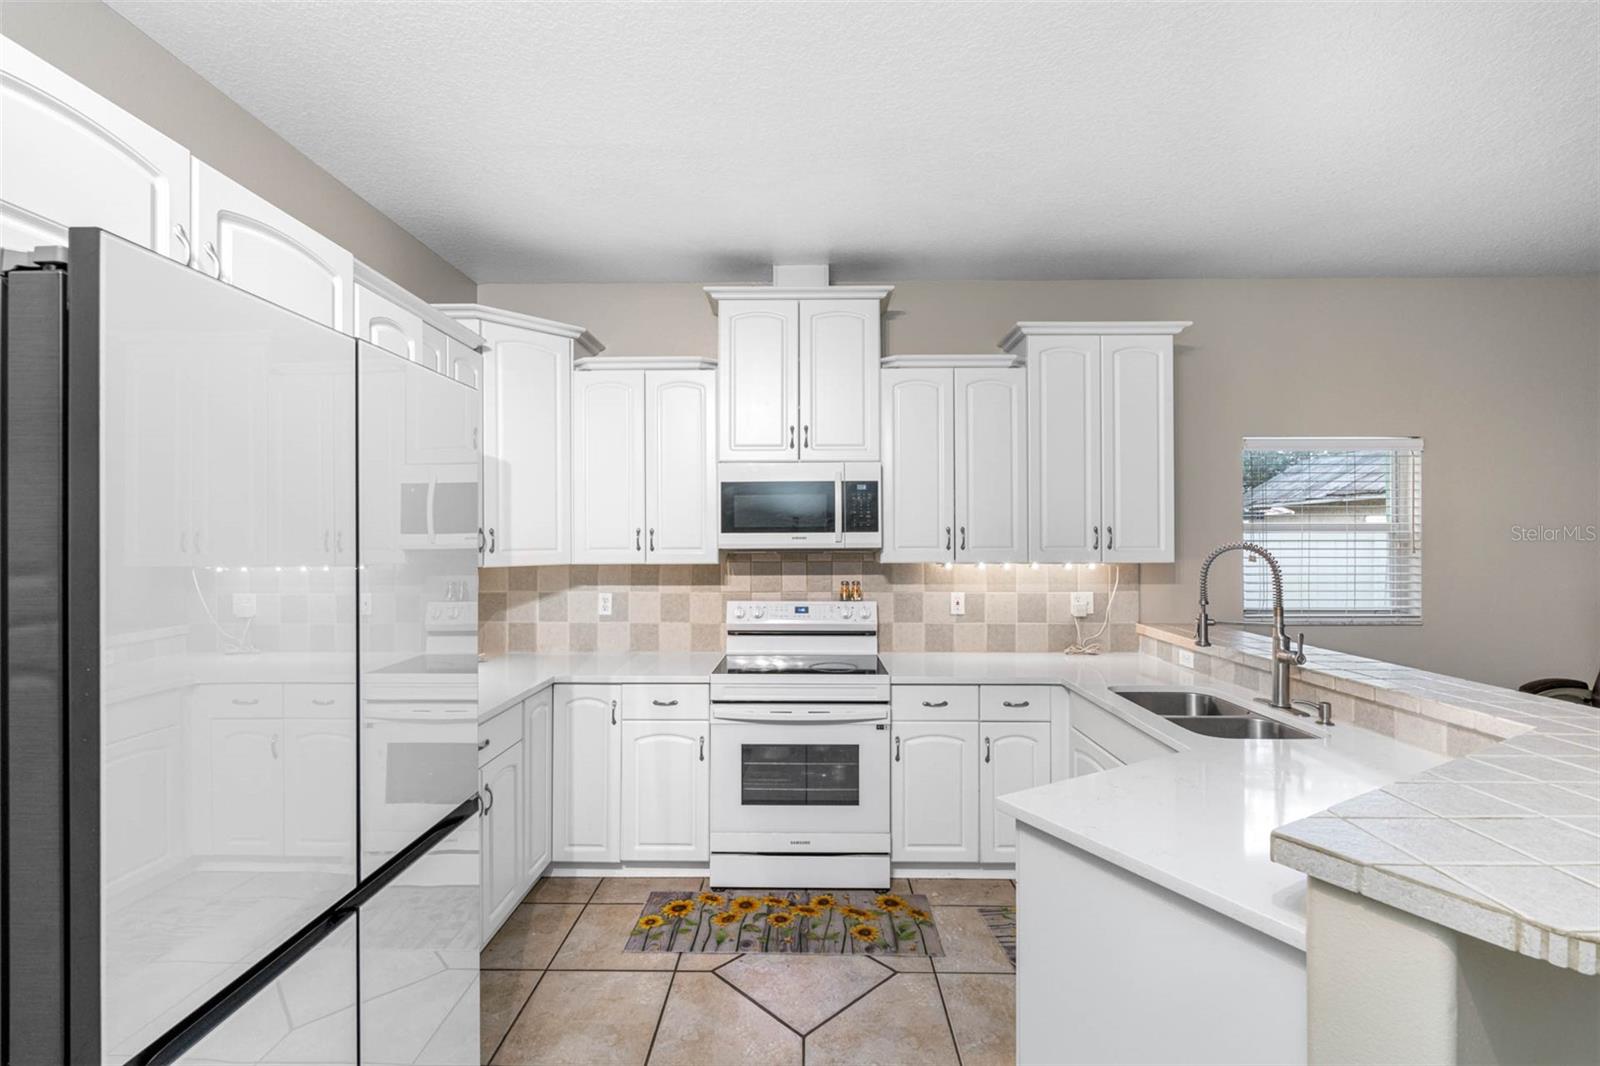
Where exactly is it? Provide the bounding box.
[718,463,881,550]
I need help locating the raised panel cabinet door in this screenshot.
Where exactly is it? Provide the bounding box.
[403,356,481,468]
[645,370,717,563]
[191,159,354,332]
[1069,727,1123,777]
[552,685,621,862]
[880,369,955,562]
[620,721,709,861]
[718,299,799,461]
[481,741,526,940]
[954,368,1028,563]
[282,719,356,859]
[1029,338,1102,563]
[799,299,880,460]
[482,323,571,565]
[0,38,192,260]
[354,281,423,362]
[1101,336,1175,562]
[980,722,1051,863]
[891,721,980,862]
[523,690,553,883]
[572,370,646,562]
[102,723,183,899]
[207,717,285,856]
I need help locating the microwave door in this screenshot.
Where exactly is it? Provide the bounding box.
[718,474,839,547]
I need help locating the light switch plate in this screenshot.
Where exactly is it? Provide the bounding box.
[1070,591,1094,617]
[232,593,257,618]
[598,592,614,617]
[1178,648,1196,669]
[950,592,966,616]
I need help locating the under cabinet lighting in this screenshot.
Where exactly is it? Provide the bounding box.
[977,562,986,571]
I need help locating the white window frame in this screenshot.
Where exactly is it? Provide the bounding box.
[1242,436,1422,626]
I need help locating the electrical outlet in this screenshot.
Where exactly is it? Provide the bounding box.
[950,592,966,616]
[1177,648,1196,669]
[598,592,613,617]
[360,592,373,617]
[232,593,257,618]
[1070,591,1094,617]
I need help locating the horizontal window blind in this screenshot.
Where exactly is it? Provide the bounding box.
[1242,437,1422,624]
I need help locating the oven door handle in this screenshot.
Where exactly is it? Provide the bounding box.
[711,706,888,724]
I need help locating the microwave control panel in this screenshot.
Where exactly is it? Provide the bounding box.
[843,480,880,533]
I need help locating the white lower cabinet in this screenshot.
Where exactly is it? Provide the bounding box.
[480,740,526,938]
[1069,694,1179,775]
[553,684,622,862]
[891,721,980,863]
[1070,728,1123,776]
[101,692,185,899]
[620,720,709,861]
[207,717,286,856]
[282,718,356,858]
[523,690,553,882]
[980,722,1051,863]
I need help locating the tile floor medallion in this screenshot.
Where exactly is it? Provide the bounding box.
[978,905,1017,965]
[624,890,943,956]
[483,877,1014,1065]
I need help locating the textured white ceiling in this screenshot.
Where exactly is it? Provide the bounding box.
[109,1,1598,282]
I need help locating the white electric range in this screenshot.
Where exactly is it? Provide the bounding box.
[708,600,891,889]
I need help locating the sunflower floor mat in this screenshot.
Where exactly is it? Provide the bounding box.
[623,889,944,956]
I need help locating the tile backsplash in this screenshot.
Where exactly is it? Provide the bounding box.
[478,555,1139,656]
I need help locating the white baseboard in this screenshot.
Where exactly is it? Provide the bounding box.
[539,861,1017,880]
[892,863,1017,879]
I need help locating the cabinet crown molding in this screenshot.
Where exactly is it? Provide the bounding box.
[703,285,894,308]
[881,354,1022,369]
[435,302,604,357]
[575,356,716,371]
[998,321,1192,351]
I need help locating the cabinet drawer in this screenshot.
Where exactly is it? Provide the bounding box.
[621,684,709,720]
[283,683,354,719]
[980,685,1051,722]
[892,685,978,721]
[479,704,522,766]
[1071,695,1178,766]
[192,684,282,719]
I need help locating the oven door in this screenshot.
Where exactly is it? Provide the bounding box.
[361,701,478,874]
[718,463,843,548]
[709,710,890,852]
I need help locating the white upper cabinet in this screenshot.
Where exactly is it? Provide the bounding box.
[717,299,799,460]
[440,305,598,567]
[1004,322,1188,564]
[1027,337,1102,563]
[1101,335,1175,562]
[0,37,191,261]
[191,159,354,332]
[955,368,1028,563]
[572,362,718,565]
[709,288,890,462]
[799,300,880,460]
[355,280,423,362]
[645,370,718,564]
[881,369,955,562]
[572,369,647,562]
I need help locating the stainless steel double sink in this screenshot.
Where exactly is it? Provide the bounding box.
[1110,689,1317,740]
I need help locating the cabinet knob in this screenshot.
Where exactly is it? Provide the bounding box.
[1093,525,1100,551]
[699,735,706,761]
[894,736,901,762]
[945,526,952,551]
[985,736,992,763]
[649,527,655,552]
[788,425,796,449]
[635,528,642,551]
[489,527,496,553]
[611,699,618,726]
[478,738,491,750]
[803,424,810,448]
[960,526,967,551]
[1107,525,1114,550]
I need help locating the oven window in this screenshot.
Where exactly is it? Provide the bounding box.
[721,481,836,534]
[741,744,860,805]
[386,742,476,804]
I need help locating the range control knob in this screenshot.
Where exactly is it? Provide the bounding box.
[840,605,855,619]
[733,605,746,620]
[860,603,874,619]
[752,606,766,620]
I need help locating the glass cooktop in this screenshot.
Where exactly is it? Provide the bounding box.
[370,653,478,676]
[715,654,886,676]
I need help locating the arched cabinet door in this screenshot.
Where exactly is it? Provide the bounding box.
[571,370,645,562]
[645,370,717,564]
[881,369,955,563]
[891,721,980,862]
[800,299,880,460]
[980,723,1051,862]
[552,685,622,862]
[954,368,1028,564]
[620,720,709,861]
[718,300,799,461]
[1100,335,1174,562]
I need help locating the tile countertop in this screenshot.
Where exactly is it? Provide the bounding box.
[477,652,726,722]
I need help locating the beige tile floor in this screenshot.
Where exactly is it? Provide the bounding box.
[482,877,1016,1065]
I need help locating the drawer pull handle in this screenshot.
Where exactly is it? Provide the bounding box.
[1002,700,1030,708]
[478,738,491,750]
[651,699,679,707]
[921,700,948,708]
[231,698,259,706]
[312,698,335,706]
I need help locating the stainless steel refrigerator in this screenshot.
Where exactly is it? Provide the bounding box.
[2,230,481,1065]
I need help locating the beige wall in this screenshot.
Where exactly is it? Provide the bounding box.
[1,0,475,302]
[480,277,1600,689]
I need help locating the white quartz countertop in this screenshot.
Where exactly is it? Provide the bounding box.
[104,652,357,703]
[477,652,725,721]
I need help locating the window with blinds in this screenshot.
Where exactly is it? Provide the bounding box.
[1242,437,1422,624]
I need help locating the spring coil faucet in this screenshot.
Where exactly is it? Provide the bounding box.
[1195,542,1307,711]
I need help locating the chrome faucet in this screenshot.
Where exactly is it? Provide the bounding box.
[1195,542,1305,711]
